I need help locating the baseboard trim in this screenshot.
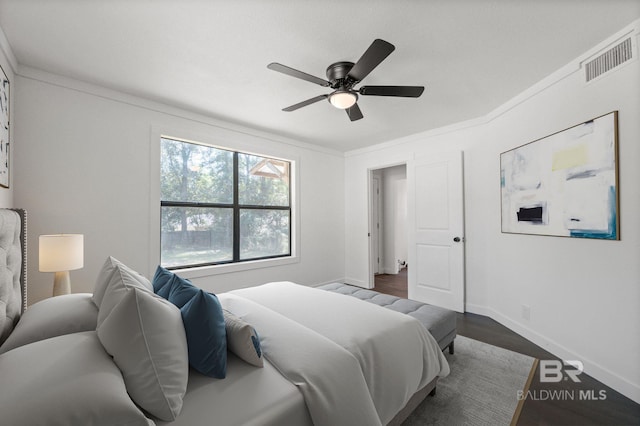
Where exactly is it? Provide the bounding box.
[464,303,492,317]
[465,303,640,404]
[310,278,347,288]
[344,277,371,289]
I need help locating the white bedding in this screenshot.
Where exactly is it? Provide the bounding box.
[157,353,312,426]
[159,281,449,426]
[220,293,382,426]
[228,282,450,425]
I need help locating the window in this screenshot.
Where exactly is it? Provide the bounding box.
[160,137,291,269]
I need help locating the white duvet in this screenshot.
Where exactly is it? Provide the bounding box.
[220,282,450,426]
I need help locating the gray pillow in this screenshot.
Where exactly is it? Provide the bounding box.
[0,293,97,354]
[97,286,189,421]
[223,309,264,367]
[0,331,153,425]
[92,256,153,323]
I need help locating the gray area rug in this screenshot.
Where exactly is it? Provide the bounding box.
[404,335,535,426]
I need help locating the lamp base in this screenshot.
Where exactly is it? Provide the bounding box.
[53,271,71,296]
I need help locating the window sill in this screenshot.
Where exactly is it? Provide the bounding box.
[170,255,299,280]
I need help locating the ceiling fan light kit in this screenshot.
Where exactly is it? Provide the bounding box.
[267,39,424,121]
[329,90,358,109]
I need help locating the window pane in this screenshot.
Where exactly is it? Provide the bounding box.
[161,207,233,267]
[161,138,233,204]
[240,209,290,260]
[238,153,289,206]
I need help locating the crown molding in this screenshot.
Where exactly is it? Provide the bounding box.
[346,18,640,158]
[0,24,18,74]
[17,64,344,158]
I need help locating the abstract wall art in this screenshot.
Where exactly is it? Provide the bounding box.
[501,111,619,240]
[0,63,8,188]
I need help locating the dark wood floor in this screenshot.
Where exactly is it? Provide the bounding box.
[374,270,640,426]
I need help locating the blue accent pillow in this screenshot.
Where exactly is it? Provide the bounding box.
[180,290,227,378]
[152,266,227,378]
[153,266,198,308]
[152,266,175,298]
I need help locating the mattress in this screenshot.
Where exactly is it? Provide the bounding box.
[156,352,312,426]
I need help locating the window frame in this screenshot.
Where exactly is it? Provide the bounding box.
[150,128,299,278]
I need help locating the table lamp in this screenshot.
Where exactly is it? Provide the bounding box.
[39,234,84,296]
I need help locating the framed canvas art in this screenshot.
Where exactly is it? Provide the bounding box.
[500,111,619,240]
[0,63,9,188]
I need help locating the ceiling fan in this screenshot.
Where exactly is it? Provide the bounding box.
[267,39,424,122]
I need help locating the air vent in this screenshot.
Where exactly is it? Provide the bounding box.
[584,37,634,82]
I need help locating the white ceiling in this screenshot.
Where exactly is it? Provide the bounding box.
[0,0,639,152]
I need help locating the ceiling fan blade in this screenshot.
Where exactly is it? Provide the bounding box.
[268,63,330,87]
[347,39,395,83]
[346,103,364,121]
[359,85,425,97]
[282,94,329,112]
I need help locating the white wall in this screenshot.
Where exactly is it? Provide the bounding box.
[14,69,345,305]
[394,178,407,272]
[0,26,15,208]
[381,165,407,274]
[345,22,640,403]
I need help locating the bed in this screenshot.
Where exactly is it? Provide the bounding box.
[0,208,449,425]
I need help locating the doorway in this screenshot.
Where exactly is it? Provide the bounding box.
[373,267,408,298]
[369,164,408,297]
[368,152,465,311]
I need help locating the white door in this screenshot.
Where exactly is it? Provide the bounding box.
[407,151,465,312]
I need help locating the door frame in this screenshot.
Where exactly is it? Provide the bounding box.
[371,174,381,275]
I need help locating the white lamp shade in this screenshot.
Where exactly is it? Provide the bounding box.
[39,234,84,272]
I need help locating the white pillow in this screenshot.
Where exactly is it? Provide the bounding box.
[223,309,264,367]
[0,293,97,354]
[0,331,153,425]
[97,286,189,421]
[92,256,153,323]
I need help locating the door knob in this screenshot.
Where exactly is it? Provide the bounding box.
[453,237,461,242]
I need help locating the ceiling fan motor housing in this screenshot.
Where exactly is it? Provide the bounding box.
[326,61,356,88]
